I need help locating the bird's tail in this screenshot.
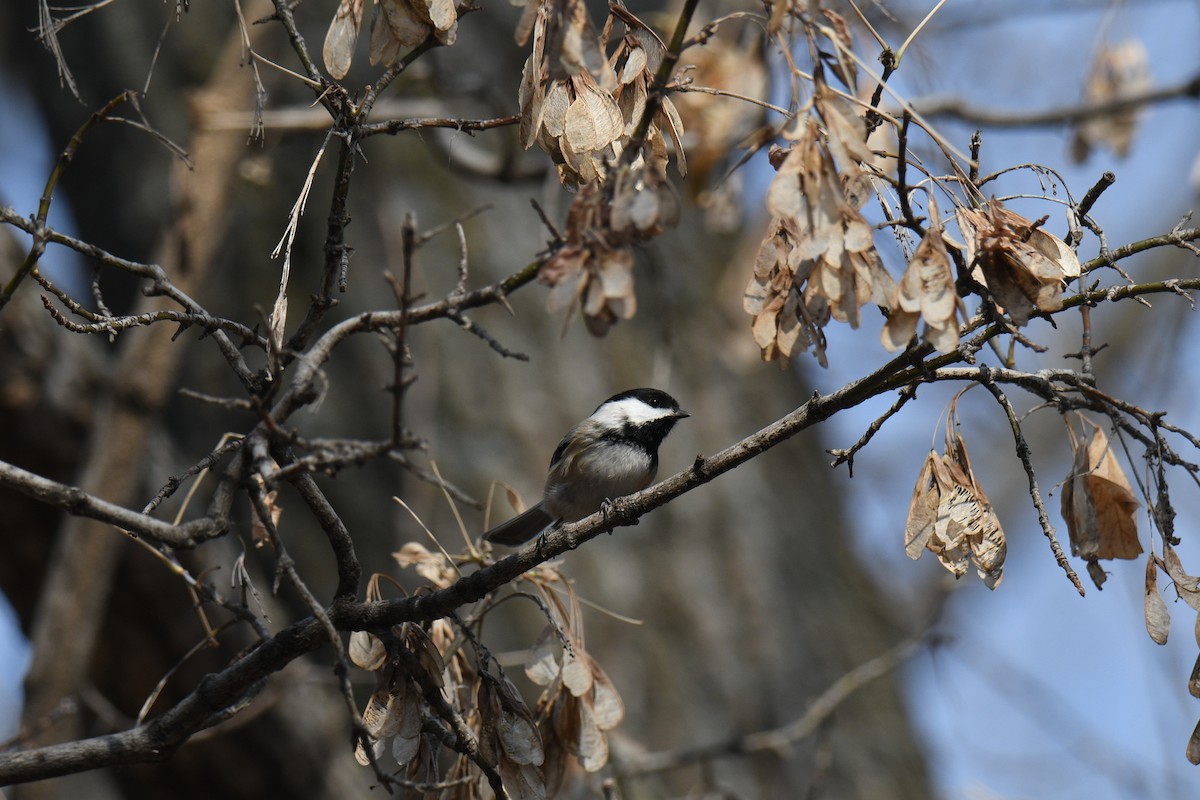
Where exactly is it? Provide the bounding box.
[481,502,555,546]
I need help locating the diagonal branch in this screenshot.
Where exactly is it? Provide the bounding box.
[977,366,1084,596]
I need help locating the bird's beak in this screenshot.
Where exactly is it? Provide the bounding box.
[676,410,690,419]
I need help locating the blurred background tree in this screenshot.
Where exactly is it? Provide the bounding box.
[1,1,1198,799]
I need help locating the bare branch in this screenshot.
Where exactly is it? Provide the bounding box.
[0,91,136,312]
[911,71,1200,128]
[358,114,520,138]
[0,459,225,547]
[977,366,1084,596]
[828,384,918,475]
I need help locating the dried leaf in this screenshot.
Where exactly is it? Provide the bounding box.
[518,54,545,148]
[500,710,545,767]
[349,631,388,671]
[1027,224,1082,280]
[748,99,894,366]
[1189,653,1200,699]
[498,760,547,800]
[1062,417,1141,561]
[354,734,385,767]
[561,645,593,697]
[393,542,454,588]
[905,452,940,559]
[1145,554,1170,645]
[563,78,623,152]
[765,138,815,220]
[904,410,1006,588]
[477,676,503,765]
[820,9,857,91]
[1061,422,1091,548]
[881,308,919,353]
[399,622,447,689]
[550,691,576,746]
[539,82,571,139]
[539,720,568,798]
[501,480,528,515]
[361,686,398,739]
[817,93,874,173]
[371,0,429,66]
[411,0,456,42]
[897,221,960,352]
[1072,39,1151,161]
[597,250,634,304]
[618,45,646,84]
[1084,422,1141,558]
[525,627,560,686]
[925,319,960,354]
[396,679,423,739]
[617,78,647,137]
[543,249,587,317]
[574,699,608,772]
[481,672,546,776]
[957,200,1080,325]
[751,295,782,350]
[550,0,606,79]
[1163,544,1200,612]
[392,729,421,765]
[1188,719,1200,766]
[898,225,957,332]
[513,0,539,46]
[324,0,365,80]
[658,96,687,177]
[586,657,623,730]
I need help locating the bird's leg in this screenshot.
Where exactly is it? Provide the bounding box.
[536,521,561,555]
[599,498,634,535]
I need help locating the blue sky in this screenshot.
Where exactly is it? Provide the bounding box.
[802,2,1200,796]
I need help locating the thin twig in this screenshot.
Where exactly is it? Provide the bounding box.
[0,459,225,547]
[359,114,519,138]
[977,366,1084,595]
[828,384,918,475]
[445,310,530,360]
[143,436,245,514]
[913,71,1200,128]
[1,91,134,312]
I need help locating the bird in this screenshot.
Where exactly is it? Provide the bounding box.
[482,388,689,546]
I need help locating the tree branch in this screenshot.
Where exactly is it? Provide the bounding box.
[0,459,226,547]
[911,71,1200,128]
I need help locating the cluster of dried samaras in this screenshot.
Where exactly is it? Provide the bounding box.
[323,0,689,337]
[349,545,623,798]
[518,0,688,335]
[905,399,1142,591]
[746,91,1084,367]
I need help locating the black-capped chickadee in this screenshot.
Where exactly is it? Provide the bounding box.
[482,388,689,546]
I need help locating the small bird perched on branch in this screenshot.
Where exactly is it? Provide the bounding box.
[482,388,689,545]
